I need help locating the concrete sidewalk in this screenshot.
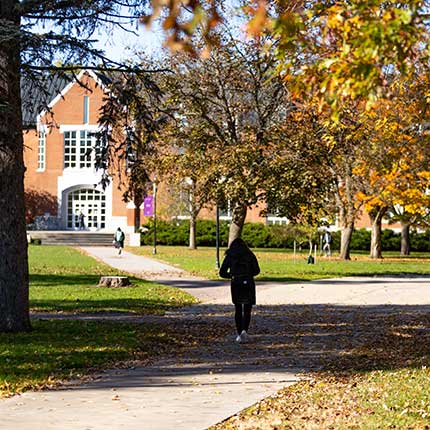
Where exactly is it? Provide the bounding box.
[1,363,299,430]
[80,246,185,276]
[80,246,232,303]
[81,247,430,306]
[3,248,430,430]
[257,275,430,306]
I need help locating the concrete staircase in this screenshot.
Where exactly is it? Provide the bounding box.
[27,231,115,246]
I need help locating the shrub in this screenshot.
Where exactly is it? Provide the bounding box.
[267,225,295,248]
[140,219,229,247]
[196,220,229,247]
[139,219,430,252]
[242,223,272,248]
[381,229,401,251]
[140,220,187,246]
[410,229,430,252]
[349,229,371,251]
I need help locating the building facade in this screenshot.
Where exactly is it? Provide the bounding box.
[23,70,141,233]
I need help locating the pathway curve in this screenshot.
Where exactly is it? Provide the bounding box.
[3,248,430,430]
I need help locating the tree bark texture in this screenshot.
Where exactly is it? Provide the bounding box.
[340,222,354,260]
[98,276,131,288]
[369,207,386,259]
[400,222,411,256]
[334,170,358,261]
[228,202,247,246]
[0,1,31,332]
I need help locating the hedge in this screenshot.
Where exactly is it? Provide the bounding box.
[140,220,430,252]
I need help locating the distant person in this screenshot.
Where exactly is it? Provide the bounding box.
[219,238,260,343]
[113,227,125,255]
[78,211,85,230]
[323,229,332,257]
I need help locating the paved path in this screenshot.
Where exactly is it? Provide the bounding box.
[80,246,231,303]
[3,248,430,430]
[80,247,430,306]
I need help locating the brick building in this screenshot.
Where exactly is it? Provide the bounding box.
[23,70,142,233]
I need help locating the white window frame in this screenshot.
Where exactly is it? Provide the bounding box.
[83,96,89,124]
[266,216,289,225]
[37,131,46,171]
[62,127,99,170]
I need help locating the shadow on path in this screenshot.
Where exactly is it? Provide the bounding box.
[34,302,430,379]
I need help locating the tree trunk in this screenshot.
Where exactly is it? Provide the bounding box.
[228,202,247,246]
[189,213,197,250]
[0,1,31,332]
[369,207,386,259]
[340,222,354,260]
[400,222,411,256]
[333,170,358,261]
[98,276,131,288]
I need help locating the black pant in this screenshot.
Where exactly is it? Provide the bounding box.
[234,304,253,334]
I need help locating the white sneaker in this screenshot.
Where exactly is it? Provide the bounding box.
[235,335,242,343]
[240,330,249,342]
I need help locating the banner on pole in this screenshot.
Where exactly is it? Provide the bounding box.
[143,196,154,216]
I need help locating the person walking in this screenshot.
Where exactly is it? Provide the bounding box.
[219,238,260,343]
[323,229,332,257]
[113,227,125,255]
[78,211,85,230]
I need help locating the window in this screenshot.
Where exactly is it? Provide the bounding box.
[265,201,289,225]
[37,132,46,171]
[266,217,289,226]
[219,200,232,220]
[83,96,89,124]
[64,130,95,169]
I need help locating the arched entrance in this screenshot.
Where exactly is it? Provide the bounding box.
[66,188,106,230]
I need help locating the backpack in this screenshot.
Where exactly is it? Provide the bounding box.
[230,254,252,278]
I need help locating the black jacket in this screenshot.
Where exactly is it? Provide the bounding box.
[219,246,260,305]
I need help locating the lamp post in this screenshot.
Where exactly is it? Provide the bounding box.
[152,182,157,255]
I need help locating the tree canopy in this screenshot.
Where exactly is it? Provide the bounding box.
[3,0,430,332]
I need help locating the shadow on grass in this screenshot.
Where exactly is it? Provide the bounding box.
[0,319,175,393]
[30,273,102,287]
[30,298,179,313]
[29,274,192,313]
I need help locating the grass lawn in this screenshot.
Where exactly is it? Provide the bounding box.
[211,369,430,430]
[0,245,197,398]
[210,305,430,430]
[0,320,177,397]
[29,245,197,313]
[129,246,430,281]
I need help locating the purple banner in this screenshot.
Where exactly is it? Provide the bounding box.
[143,196,154,216]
